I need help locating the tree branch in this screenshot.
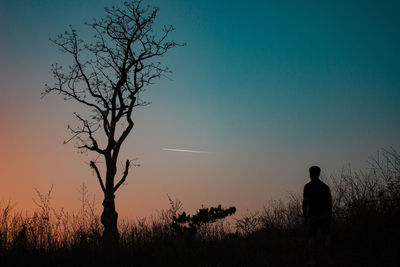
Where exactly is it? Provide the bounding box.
[90,161,106,193]
[113,160,130,192]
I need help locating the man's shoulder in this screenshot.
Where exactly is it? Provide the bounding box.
[318,180,331,190]
[304,180,330,191]
[304,181,313,192]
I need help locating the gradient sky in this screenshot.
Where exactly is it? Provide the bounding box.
[1,0,400,218]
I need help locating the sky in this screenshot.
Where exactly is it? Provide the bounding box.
[1,0,400,219]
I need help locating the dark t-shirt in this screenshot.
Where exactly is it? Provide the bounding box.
[303,179,332,219]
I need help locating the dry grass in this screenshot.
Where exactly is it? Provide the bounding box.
[1,149,399,266]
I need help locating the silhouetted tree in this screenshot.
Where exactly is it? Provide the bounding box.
[172,205,236,237]
[43,0,184,248]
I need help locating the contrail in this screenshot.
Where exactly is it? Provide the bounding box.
[161,147,212,154]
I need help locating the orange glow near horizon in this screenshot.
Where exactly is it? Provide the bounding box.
[0,97,290,219]
[0,97,256,218]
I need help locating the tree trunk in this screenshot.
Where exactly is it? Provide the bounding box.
[101,159,119,248]
[101,191,119,248]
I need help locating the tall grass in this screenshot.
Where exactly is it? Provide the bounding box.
[0,149,399,266]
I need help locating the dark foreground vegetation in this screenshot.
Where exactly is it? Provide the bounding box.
[1,149,399,266]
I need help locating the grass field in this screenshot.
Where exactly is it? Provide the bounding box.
[1,149,399,266]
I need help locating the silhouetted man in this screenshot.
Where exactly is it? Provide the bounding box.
[303,166,332,266]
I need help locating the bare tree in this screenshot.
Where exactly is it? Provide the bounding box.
[43,0,184,247]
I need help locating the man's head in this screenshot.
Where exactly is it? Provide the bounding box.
[309,166,321,181]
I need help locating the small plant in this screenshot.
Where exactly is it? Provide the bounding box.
[235,210,261,235]
[172,205,236,236]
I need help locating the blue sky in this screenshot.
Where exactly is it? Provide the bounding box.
[1,0,399,217]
